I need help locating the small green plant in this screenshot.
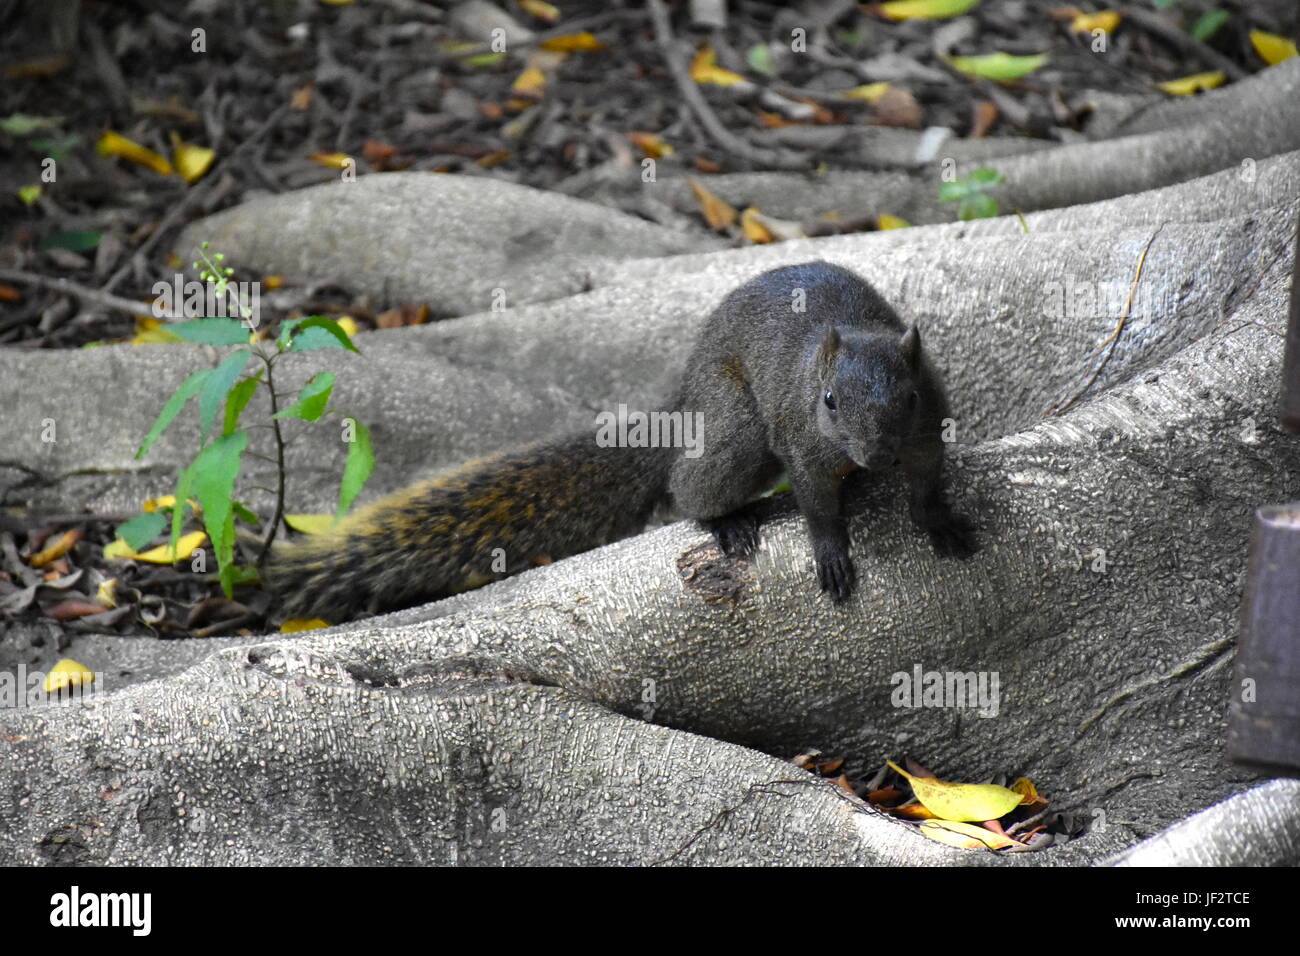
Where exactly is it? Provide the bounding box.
[938,167,1004,221]
[117,245,374,598]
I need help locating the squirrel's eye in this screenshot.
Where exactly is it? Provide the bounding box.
[824,390,837,411]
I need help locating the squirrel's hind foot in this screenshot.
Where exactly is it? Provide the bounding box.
[923,510,979,559]
[703,505,762,557]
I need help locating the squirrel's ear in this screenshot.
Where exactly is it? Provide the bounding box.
[900,324,921,370]
[817,327,841,378]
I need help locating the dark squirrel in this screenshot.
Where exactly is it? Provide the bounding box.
[268,261,976,621]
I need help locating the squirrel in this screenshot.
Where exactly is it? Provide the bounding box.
[267,261,976,621]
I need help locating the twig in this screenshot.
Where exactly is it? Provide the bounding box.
[644,0,811,172]
[1045,223,1166,417]
[1119,5,1246,82]
[0,267,155,317]
[256,348,289,568]
[102,104,292,295]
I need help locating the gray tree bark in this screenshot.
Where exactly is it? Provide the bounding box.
[2,75,1299,865]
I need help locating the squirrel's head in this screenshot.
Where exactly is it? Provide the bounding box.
[814,325,922,471]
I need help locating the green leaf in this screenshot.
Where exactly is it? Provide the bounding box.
[115,512,167,551]
[136,369,210,460]
[0,113,62,136]
[198,351,253,440]
[337,418,374,519]
[274,371,335,422]
[223,369,263,436]
[1190,9,1229,43]
[937,181,973,202]
[959,193,999,220]
[190,430,247,591]
[170,317,250,345]
[946,52,1048,82]
[17,184,41,207]
[39,230,101,252]
[967,167,1003,186]
[287,316,360,354]
[232,501,261,526]
[746,44,773,75]
[463,52,506,68]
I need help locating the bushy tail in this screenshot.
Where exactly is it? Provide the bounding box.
[265,434,673,623]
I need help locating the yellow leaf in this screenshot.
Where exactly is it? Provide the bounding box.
[44,659,96,694]
[1250,30,1298,66]
[105,531,207,564]
[335,316,359,337]
[1070,10,1121,34]
[263,274,284,290]
[946,52,1049,82]
[173,140,215,183]
[877,0,981,22]
[877,213,911,230]
[689,46,751,88]
[841,82,892,102]
[740,207,776,244]
[540,31,604,51]
[888,761,1024,822]
[512,66,548,96]
[687,176,738,230]
[309,151,354,169]
[96,577,118,609]
[1156,71,1226,95]
[319,0,356,5]
[918,819,1025,850]
[97,130,173,177]
[28,529,81,567]
[280,618,330,632]
[285,514,335,534]
[629,131,674,158]
[17,184,41,206]
[519,0,560,23]
[1010,776,1040,803]
[131,315,183,345]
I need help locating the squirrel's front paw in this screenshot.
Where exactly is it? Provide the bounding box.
[814,542,856,603]
[924,511,979,559]
[704,508,761,556]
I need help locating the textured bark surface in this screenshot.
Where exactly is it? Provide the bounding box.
[2,129,1298,864]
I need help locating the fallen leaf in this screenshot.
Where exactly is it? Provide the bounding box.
[1070,10,1121,34]
[875,0,981,22]
[629,131,675,158]
[97,130,173,177]
[519,0,560,22]
[877,213,911,229]
[687,176,738,230]
[540,32,604,51]
[841,82,892,102]
[281,618,330,632]
[946,52,1049,82]
[284,514,334,534]
[1156,71,1226,95]
[104,531,207,564]
[46,599,109,620]
[172,139,215,183]
[1250,30,1298,66]
[888,760,1024,822]
[918,818,1026,850]
[511,66,548,97]
[689,46,752,88]
[44,658,95,693]
[28,529,82,568]
[309,151,354,169]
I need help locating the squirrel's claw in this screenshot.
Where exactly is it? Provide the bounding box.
[925,511,979,559]
[815,545,856,603]
[705,508,762,557]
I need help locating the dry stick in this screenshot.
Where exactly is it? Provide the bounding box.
[0,267,155,317]
[1119,5,1247,82]
[102,104,292,295]
[645,0,812,172]
[1045,223,1167,417]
